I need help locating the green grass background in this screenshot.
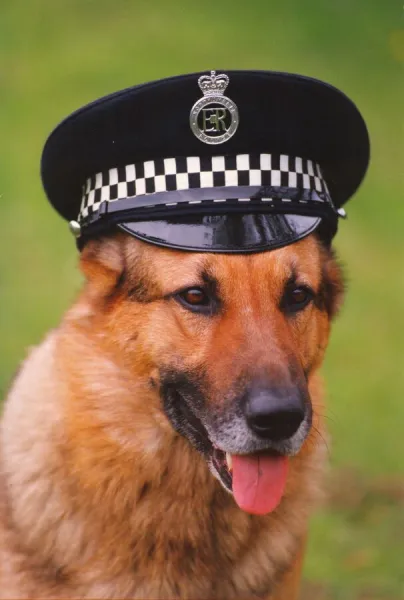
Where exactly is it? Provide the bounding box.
[1,1,403,597]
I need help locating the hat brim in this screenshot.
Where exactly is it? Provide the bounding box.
[117,213,321,253]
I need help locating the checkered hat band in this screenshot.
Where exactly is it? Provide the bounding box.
[79,154,329,221]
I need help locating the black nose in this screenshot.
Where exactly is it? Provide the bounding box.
[245,387,305,441]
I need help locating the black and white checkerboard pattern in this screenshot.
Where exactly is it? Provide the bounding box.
[79,154,329,221]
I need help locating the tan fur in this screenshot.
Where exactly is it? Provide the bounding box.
[0,232,343,599]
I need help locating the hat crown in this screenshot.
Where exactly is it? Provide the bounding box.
[198,71,229,96]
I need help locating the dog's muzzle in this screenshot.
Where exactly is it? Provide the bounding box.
[160,373,312,515]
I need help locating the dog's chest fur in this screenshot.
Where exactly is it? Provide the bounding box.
[0,330,325,599]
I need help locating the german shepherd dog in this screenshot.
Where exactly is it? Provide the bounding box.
[0,229,343,599]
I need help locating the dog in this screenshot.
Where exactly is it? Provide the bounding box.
[0,228,344,599]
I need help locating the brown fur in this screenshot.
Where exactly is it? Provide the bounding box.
[0,232,344,599]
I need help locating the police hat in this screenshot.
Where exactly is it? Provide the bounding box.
[41,70,370,253]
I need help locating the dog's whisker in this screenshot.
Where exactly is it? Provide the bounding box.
[312,411,339,426]
[310,426,331,456]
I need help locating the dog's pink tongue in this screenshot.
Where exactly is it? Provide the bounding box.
[232,454,288,515]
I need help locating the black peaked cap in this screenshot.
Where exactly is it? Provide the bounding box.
[41,70,370,253]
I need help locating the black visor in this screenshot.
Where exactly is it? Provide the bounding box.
[118,213,321,253]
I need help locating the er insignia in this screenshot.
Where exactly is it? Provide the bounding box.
[190,71,239,145]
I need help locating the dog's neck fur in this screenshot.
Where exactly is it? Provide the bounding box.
[0,307,326,598]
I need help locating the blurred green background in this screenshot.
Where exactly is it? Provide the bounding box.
[1,1,403,598]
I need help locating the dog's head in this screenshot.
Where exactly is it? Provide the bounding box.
[78,231,343,514]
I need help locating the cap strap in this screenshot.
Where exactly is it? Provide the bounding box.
[75,191,340,248]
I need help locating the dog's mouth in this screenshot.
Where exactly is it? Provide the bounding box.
[163,387,290,515]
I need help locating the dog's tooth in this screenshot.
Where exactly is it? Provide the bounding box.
[226,452,233,472]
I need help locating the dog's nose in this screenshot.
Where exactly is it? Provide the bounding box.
[245,388,305,441]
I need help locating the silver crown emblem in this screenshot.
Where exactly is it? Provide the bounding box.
[198,71,229,96]
[190,70,239,145]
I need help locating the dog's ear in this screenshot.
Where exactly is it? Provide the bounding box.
[318,245,345,319]
[79,233,126,300]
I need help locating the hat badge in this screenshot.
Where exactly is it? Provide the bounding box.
[190,70,239,145]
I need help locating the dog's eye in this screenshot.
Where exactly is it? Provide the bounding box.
[281,285,314,313]
[175,287,213,313]
[181,288,209,306]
